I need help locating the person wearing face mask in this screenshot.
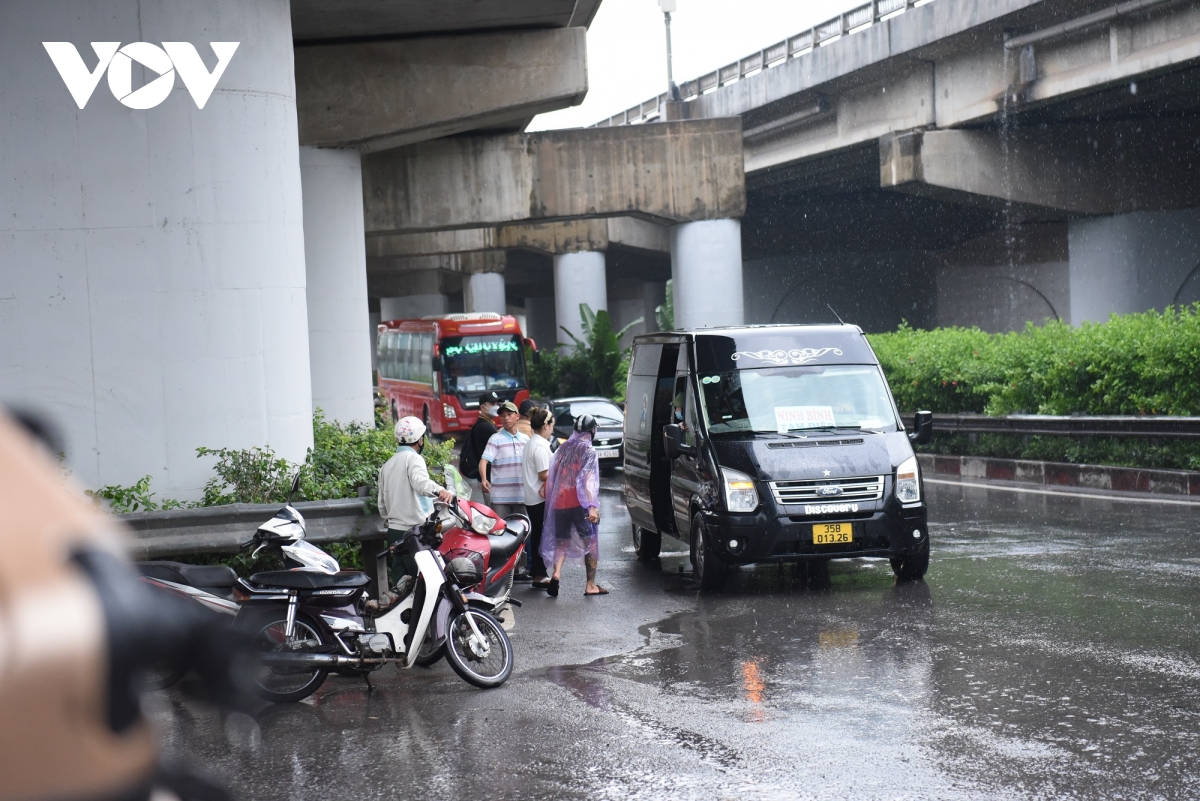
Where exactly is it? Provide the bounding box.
[459,390,500,504]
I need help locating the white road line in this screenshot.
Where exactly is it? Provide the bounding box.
[925,477,1200,507]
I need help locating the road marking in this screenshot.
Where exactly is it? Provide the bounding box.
[926,478,1200,507]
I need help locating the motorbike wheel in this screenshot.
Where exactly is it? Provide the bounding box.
[238,609,330,703]
[145,663,187,690]
[443,609,513,689]
[414,637,446,667]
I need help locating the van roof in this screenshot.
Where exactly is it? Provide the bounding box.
[632,324,878,370]
[633,323,863,340]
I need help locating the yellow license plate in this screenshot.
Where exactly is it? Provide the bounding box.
[813,523,853,545]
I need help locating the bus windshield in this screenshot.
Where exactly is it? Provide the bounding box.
[698,364,898,435]
[441,335,526,394]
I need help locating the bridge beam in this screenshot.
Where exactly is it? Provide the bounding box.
[367,217,670,259]
[880,121,1200,216]
[361,119,745,234]
[296,28,587,152]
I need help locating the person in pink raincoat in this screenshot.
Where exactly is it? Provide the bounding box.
[540,414,607,597]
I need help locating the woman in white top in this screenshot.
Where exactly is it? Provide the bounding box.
[521,408,555,588]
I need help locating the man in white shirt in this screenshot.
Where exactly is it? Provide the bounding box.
[521,407,554,586]
[377,416,453,604]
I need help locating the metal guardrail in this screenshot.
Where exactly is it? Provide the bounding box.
[913,413,1200,439]
[119,498,384,560]
[593,0,933,128]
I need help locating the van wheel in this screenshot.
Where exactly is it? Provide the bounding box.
[632,524,660,561]
[890,547,930,581]
[691,514,727,592]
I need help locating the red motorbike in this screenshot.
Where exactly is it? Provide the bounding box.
[438,465,530,608]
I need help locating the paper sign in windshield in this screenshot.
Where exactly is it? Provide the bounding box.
[775,406,835,433]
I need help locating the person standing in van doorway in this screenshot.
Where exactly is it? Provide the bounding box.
[479,400,529,520]
[522,408,555,588]
[540,414,607,597]
[459,390,500,504]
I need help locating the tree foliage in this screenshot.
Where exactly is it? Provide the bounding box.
[527,303,641,401]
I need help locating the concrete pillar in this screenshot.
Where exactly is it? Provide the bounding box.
[380,295,449,321]
[609,298,647,349]
[464,273,506,315]
[554,251,607,348]
[0,0,311,499]
[671,219,744,329]
[301,147,373,425]
[1068,209,1200,325]
[525,296,557,350]
[643,281,667,332]
[369,312,382,374]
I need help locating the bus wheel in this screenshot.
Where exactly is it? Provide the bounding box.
[423,406,430,429]
[390,400,398,424]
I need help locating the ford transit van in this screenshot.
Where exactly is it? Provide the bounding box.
[621,325,932,591]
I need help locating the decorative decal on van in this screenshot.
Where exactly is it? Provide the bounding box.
[731,348,843,366]
[803,502,859,515]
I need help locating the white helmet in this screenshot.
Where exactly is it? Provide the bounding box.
[394,416,427,445]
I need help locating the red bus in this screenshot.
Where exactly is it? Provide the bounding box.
[376,313,534,436]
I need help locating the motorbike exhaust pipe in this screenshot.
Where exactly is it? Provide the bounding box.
[258,652,374,668]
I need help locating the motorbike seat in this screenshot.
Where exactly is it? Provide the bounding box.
[248,570,370,591]
[485,532,523,562]
[138,561,238,590]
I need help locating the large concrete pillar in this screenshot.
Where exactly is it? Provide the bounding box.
[464,273,506,315]
[301,147,373,425]
[554,251,607,348]
[1,0,312,499]
[671,219,744,329]
[380,295,449,321]
[643,281,667,332]
[525,296,557,350]
[1068,209,1200,325]
[369,312,382,374]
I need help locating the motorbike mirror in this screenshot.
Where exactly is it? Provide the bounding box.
[288,470,302,502]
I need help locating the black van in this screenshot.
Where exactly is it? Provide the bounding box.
[621,324,933,591]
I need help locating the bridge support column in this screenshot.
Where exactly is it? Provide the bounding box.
[465,272,507,315]
[381,295,450,320]
[554,251,608,349]
[301,147,373,425]
[671,219,744,329]
[1,0,311,499]
[1068,209,1200,325]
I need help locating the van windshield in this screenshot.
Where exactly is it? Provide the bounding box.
[697,365,898,435]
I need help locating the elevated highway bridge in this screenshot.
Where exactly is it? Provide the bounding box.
[600,0,1200,333]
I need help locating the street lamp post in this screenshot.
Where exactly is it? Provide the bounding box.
[660,0,680,100]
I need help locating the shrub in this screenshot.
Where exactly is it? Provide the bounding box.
[869,304,1200,416]
[528,304,639,402]
[87,474,184,513]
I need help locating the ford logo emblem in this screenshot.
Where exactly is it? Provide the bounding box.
[816,485,842,497]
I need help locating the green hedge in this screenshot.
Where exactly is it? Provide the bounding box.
[867,304,1200,416]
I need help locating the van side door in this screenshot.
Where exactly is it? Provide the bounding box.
[669,360,705,541]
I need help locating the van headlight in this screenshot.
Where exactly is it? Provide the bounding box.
[721,467,759,513]
[895,455,921,504]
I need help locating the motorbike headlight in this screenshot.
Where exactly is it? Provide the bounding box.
[896,455,921,504]
[721,467,759,513]
[470,508,496,535]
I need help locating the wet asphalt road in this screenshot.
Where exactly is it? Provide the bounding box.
[151,478,1200,800]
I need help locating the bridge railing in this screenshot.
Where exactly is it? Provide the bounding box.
[594,0,933,128]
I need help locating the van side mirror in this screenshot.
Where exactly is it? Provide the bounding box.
[663,424,683,459]
[909,410,933,445]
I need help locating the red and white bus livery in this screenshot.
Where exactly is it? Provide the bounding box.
[376,313,534,435]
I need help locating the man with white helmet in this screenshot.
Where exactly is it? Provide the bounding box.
[376,416,454,600]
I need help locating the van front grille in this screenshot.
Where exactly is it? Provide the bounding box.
[770,475,884,506]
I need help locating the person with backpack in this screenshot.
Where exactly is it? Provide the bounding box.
[458,390,500,503]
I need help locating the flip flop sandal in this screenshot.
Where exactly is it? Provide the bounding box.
[584,587,609,596]
[547,578,559,597]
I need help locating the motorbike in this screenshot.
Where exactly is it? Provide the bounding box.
[237,497,517,702]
